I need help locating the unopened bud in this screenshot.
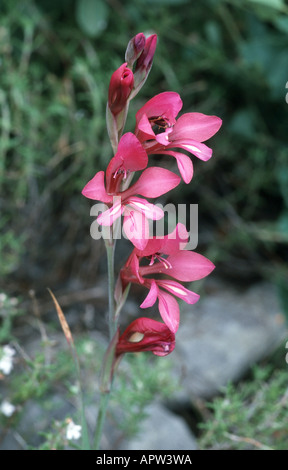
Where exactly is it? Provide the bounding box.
[125,32,146,68]
[130,34,158,100]
[108,63,134,116]
[135,34,157,75]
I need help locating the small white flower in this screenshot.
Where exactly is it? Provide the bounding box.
[0,400,16,417]
[66,420,82,441]
[3,345,16,357]
[0,293,7,303]
[0,345,16,375]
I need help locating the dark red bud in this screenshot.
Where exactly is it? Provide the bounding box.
[108,63,134,116]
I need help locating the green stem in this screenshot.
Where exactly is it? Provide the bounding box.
[93,392,110,450]
[105,237,117,339]
[93,232,118,449]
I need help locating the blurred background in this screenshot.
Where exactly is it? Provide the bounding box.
[0,0,288,450]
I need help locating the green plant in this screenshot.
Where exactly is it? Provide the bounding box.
[199,361,288,450]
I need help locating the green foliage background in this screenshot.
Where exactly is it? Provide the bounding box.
[0,0,288,450]
[1,0,287,297]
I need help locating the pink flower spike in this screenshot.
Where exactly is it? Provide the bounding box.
[116,317,175,357]
[170,113,222,143]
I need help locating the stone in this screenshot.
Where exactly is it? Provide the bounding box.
[119,402,197,450]
[171,281,286,399]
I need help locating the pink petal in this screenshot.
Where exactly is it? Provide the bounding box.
[168,139,212,161]
[112,132,148,172]
[140,280,159,308]
[157,280,200,304]
[155,128,172,147]
[97,200,124,226]
[135,113,156,141]
[123,209,150,250]
[136,92,183,127]
[134,237,164,258]
[154,150,193,184]
[165,251,215,281]
[126,196,164,220]
[135,223,189,260]
[123,167,180,199]
[157,290,180,333]
[170,113,222,143]
[129,252,144,284]
[82,171,113,203]
[161,223,189,254]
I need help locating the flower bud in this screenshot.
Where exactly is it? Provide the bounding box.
[108,63,134,116]
[135,34,157,75]
[125,32,146,68]
[130,34,157,99]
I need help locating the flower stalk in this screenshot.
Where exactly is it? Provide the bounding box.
[79,31,222,449]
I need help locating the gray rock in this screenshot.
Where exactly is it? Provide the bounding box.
[172,281,286,399]
[119,402,197,450]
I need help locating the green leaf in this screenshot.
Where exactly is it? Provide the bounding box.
[76,0,109,38]
[138,0,189,4]
[247,0,287,11]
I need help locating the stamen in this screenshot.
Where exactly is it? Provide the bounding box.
[149,254,155,266]
[147,253,172,269]
[157,255,172,270]
[113,167,129,180]
[149,116,170,129]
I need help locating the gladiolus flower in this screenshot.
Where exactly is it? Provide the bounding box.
[108,63,134,116]
[120,224,215,332]
[135,91,222,183]
[116,317,175,357]
[82,132,180,249]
